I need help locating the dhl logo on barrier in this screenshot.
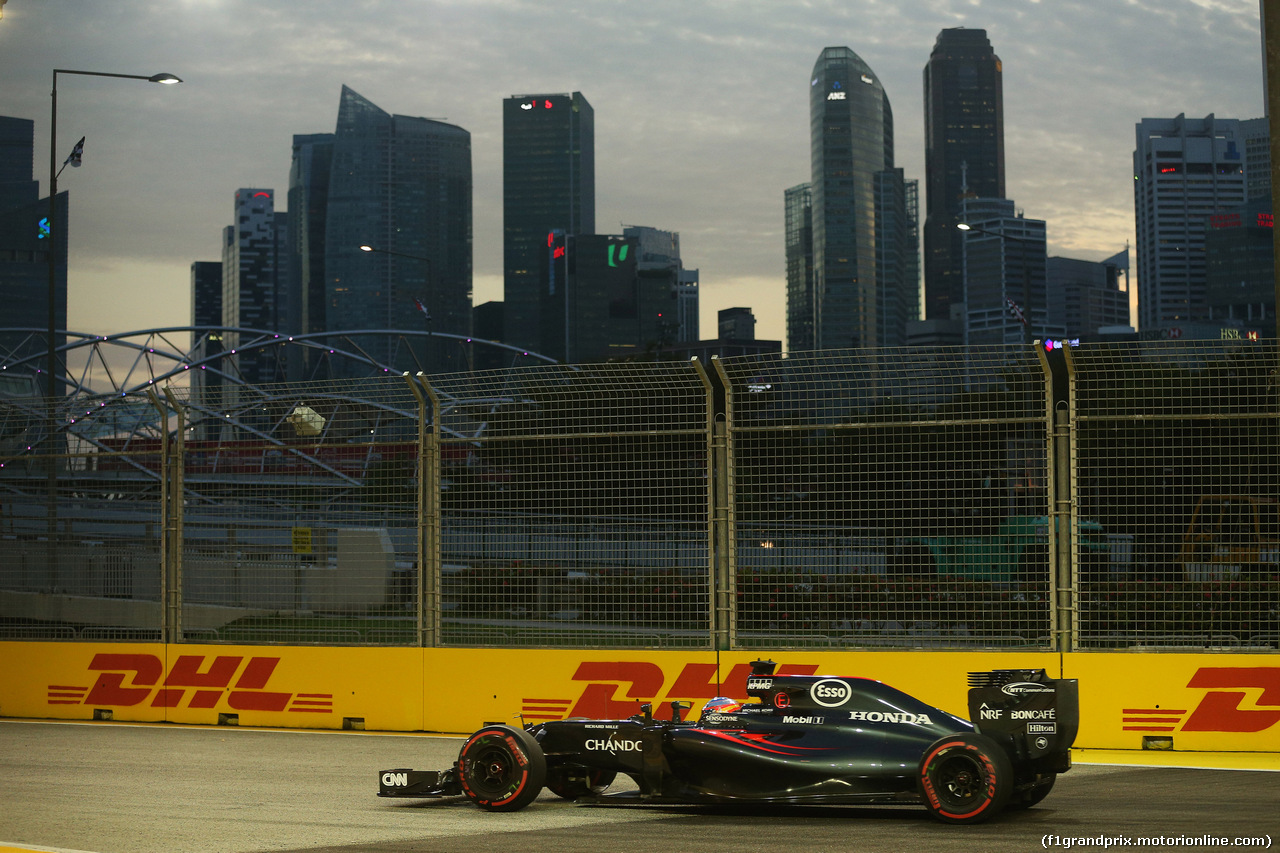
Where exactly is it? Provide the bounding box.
[521,661,819,721]
[1122,667,1280,733]
[47,653,333,714]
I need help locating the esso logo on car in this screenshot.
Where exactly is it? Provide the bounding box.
[810,679,852,707]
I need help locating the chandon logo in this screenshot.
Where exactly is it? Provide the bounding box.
[585,738,642,752]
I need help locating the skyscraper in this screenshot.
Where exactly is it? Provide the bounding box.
[958,197,1051,345]
[1047,251,1131,339]
[808,47,917,350]
[288,132,333,339]
[324,86,472,373]
[922,28,1004,321]
[1134,114,1247,329]
[189,260,223,439]
[503,92,594,354]
[222,188,284,385]
[0,116,66,387]
[784,183,814,353]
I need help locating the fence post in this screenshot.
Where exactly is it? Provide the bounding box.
[146,389,184,644]
[708,357,735,651]
[1059,344,1080,652]
[163,388,185,645]
[408,373,440,647]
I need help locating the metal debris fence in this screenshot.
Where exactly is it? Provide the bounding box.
[0,341,1277,652]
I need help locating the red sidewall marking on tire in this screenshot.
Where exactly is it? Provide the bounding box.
[460,729,530,807]
[922,740,997,820]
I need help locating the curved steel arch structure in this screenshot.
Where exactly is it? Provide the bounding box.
[1,326,557,397]
[0,327,556,504]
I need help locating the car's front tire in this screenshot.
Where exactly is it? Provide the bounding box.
[457,725,546,811]
[918,733,1013,824]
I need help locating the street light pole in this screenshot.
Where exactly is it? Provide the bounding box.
[47,70,182,419]
[45,68,181,594]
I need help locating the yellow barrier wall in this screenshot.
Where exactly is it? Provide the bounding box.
[2,643,1277,754]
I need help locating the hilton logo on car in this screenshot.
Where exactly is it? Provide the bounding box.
[1027,723,1057,734]
[810,679,852,708]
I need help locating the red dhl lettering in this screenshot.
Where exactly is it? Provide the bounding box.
[520,661,819,721]
[1122,666,1280,734]
[48,654,332,714]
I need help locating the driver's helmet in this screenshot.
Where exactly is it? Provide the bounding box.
[702,696,742,716]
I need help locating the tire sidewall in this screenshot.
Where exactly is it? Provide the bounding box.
[457,725,547,811]
[918,733,1013,824]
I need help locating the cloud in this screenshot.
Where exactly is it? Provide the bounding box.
[0,0,1266,345]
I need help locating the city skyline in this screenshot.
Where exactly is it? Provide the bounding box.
[0,0,1267,348]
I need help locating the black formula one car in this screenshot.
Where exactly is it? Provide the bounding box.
[378,661,1078,824]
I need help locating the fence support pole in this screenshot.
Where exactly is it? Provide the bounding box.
[408,373,440,647]
[163,388,185,645]
[147,389,184,644]
[708,358,734,652]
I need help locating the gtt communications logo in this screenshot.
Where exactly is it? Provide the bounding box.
[1123,667,1280,734]
[48,653,332,714]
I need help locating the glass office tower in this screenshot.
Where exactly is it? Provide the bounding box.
[324,86,472,373]
[810,47,914,349]
[503,92,594,355]
[922,28,1005,321]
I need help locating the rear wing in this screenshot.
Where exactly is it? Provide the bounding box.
[967,669,1079,765]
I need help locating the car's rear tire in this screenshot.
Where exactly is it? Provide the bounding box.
[457,725,546,811]
[545,763,617,799]
[918,733,1013,824]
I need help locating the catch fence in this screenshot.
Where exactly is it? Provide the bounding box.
[0,341,1276,652]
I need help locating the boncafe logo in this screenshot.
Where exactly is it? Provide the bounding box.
[47,653,331,714]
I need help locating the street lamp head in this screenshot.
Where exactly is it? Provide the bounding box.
[359,245,375,252]
[956,223,973,231]
[149,73,183,84]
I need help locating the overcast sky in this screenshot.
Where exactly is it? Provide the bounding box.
[0,0,1267,349]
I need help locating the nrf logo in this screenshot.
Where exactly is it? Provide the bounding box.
[48,653,332,714]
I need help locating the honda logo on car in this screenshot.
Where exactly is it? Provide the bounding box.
[810,679,852,707]
[848,711,934,725]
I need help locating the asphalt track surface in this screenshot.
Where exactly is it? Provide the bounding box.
[1,720,1278,853]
